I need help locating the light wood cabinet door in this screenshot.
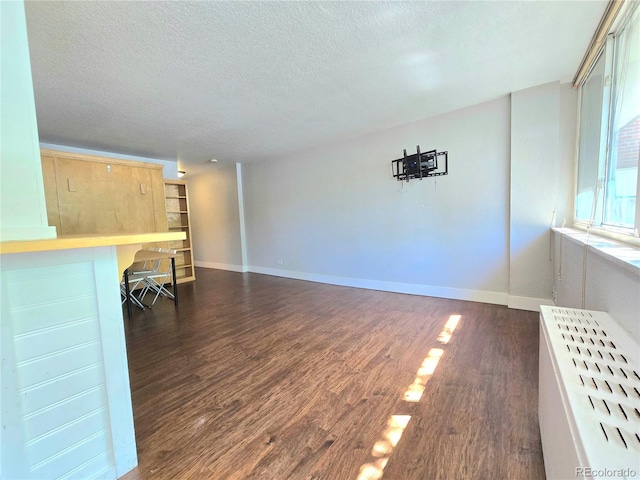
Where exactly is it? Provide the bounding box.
[41,150,168,236]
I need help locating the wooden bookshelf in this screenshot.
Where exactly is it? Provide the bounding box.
[164,180,196,283]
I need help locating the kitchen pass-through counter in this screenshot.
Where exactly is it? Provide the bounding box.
[1,231,184,479]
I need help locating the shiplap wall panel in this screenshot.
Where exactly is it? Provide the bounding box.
[26,412,110,469]
[1,247,136,479]
[20,364,106,414]
[14,320,102,363]
[24,386,106,440]
[57,451,114,480]
[6,262,97,305]
[17,342,103,389]
[11,296,99,334]
[4,258,114,478]
[29,431,114,480]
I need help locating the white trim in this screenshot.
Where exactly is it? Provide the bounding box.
[1,262,28,479]
[572,221,640,247]
[197,264,551,312]
[195,260,247,273]
[507,295,552,312]
[92,246,137,477]
[248,266,509,306]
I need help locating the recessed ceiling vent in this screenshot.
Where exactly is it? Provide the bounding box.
[539,306,640,480]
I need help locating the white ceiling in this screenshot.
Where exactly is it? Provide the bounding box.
[25,1,606,171]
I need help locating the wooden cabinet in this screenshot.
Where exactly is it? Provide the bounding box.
[41,150,168,235]
[164,180,196,283]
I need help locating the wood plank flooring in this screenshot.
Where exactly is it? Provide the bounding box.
[121,268,545,480]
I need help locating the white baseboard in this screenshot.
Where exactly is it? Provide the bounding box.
[195,264,548,312]
[248,266,509,306]
[508,295,553,312]
[195,261,247,273]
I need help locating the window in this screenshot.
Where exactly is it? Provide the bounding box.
[575,2,639,240]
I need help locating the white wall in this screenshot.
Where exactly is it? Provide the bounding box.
[188,83,578,311]
[0,1,56,241]
[509,82,577,310]
[558,83,578,226]
[189,164,245,271]
[242,96,512,304]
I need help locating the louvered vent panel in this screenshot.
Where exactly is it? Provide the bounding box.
[539,306,640,479]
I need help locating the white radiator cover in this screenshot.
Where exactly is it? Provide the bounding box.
[539,306,640,480]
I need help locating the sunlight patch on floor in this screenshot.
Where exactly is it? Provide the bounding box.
[402,347,443,402]
[438,314,460,344]
[356,314,462,479]
[357,415,411,480]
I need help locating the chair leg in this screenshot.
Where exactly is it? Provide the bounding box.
[129,292,146,309]
[122,274,146,311]
[145,274,174,305]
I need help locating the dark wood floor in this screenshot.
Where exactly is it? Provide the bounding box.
[121,268,545,480]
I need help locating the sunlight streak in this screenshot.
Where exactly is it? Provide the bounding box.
[384,415,411,446]
[357,458,388,480]
[403,348,443,402]
[420,347,443,375]
[437,314,461,344]
[402,382,426,403]
[372,440,393,457]
[357,315,463,479]
[356,416,411,480]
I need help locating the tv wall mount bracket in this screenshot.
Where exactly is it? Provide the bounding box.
[392,145,448,182]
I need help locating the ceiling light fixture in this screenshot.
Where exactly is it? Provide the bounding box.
[177,171,185,178]
[209,158,218,163]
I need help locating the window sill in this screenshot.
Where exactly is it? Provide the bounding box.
[552,227,640,274]
[572,222,640,247]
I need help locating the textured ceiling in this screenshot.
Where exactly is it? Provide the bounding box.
[25,1,606,171]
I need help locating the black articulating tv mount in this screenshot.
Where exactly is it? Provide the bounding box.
[392,145,448,182]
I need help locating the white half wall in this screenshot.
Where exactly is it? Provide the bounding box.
[243,96,512,302]
[189,164,245,271]
[1,247,137,479]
